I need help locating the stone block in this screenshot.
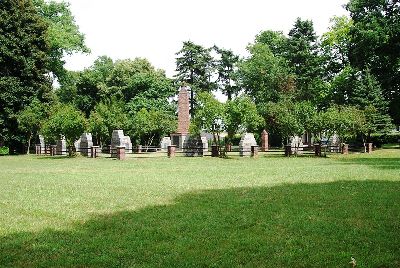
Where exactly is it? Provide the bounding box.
[239,133,257,157]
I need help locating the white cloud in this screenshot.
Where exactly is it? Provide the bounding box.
[63,0,349,77]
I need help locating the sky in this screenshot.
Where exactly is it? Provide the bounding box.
[63,0,349,78]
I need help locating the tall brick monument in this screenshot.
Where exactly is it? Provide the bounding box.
[171,86,190,148]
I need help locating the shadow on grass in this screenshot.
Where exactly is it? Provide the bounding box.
[338,157,400,170]
[1,181,399,267]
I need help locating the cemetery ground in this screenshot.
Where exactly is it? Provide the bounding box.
[0,149,399,267]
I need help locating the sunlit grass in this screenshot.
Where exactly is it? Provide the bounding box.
[0,149,399,267]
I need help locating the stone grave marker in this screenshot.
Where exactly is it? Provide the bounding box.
[56,136,67,155]
[79,133,93,157]
[160,137,172,151]
[239,133,257,157]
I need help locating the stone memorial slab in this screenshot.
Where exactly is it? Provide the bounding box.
[111,130,132,157]
[79,133,93,157]
[290,136,304,155]
[183,136,204,157]
[160,137,172,151]
[56,136,67,155]
[239,133,257,157]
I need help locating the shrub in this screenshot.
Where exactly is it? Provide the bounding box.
[370,132,400,147]
[0,146,9,155]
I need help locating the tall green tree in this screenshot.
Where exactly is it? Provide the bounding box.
[17,99,49,154]
[238,43,293,105]
[346,0,400,124]
[42,104,87,156]
[175,41,215,113]
[0,0,52,152]
[213,46,239,100]
[286,18,327,104]
[33,0,89,81]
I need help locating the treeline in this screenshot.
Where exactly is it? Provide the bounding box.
[1,0,399,153]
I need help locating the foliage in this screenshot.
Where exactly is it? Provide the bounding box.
[175,41,215,113]
[225,96,263,141]
[213,46,239,100]
[127,108,176,147]
[42,104,87,156]
[17,99,49,154]
[0,0,52,151]
[88,98,128,146]
[238,43,293,104]
[0,146,9,155]
[346,0,400,124]
[286,18,327,104]
[321,16,353,77]
[261,100,305,144]
[33,0,89,81]
[191,92,225,145]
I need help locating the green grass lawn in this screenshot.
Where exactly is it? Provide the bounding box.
[0,150,399,267]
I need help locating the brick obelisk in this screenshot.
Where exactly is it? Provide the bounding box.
[171,86,190,148]
[261,130,269,152]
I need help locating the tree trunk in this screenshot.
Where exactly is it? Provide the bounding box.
[26,133,32,155]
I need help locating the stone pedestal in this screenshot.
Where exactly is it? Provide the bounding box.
[239,133,257,157]
[314,144,322,157]
[50,145,56,156]
[35,144,42,155]
[366,143,373,153]
[251,145,259,158]
[285,145,292,157]
[136,145,142,153]
[91,146,99,158]
[341,144,349,155]
[117,146,126,160]
[36,135,45,154]
[201,136,208,152]
[211,145,219,157]
[79,133,93,157]
[56,137,67,155]
[225,143,232,152]
[261,130,269,152]
[160,137,172,151]
[183,136,204,157]
[111,130,131,157]
[167,145,176,158]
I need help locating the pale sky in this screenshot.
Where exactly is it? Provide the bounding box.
[63,0,349,78]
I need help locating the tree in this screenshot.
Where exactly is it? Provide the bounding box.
[213,46,239,100]
[346,0,400,124]
[286,18,327,104]
[191,92,225,145]
[33,0,89,81]
[17,99,48,154]
[260,100,304,145]
[175,41,215,113]
[0,0,52,152]
[128,108,176,148]
[225,96,263,142]
[42,104,87,156]
[321,16,353,77]
[88,98,128,146]
[238,43,293,104]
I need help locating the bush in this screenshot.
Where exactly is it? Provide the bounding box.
[0,146,9,155]
[370,132,400,147]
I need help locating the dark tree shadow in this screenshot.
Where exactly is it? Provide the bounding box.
[338,157,400,170]
[1,181,399,267]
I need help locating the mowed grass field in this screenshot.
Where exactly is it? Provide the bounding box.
[0,149,399,267]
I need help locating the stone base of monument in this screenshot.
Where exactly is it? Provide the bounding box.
[111,130,131,157]
[211,145,219,157]
[167,145,176,157]
[183,136,204,157]
[91,146,99,158]
[341,143,349,155]
[56,138,67,155]
[365,143,373,153]
[160,137,172,151]
[171,134,189,150]
[251,145,259,158]
[79,133,93,157]
[239,133,257,157]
